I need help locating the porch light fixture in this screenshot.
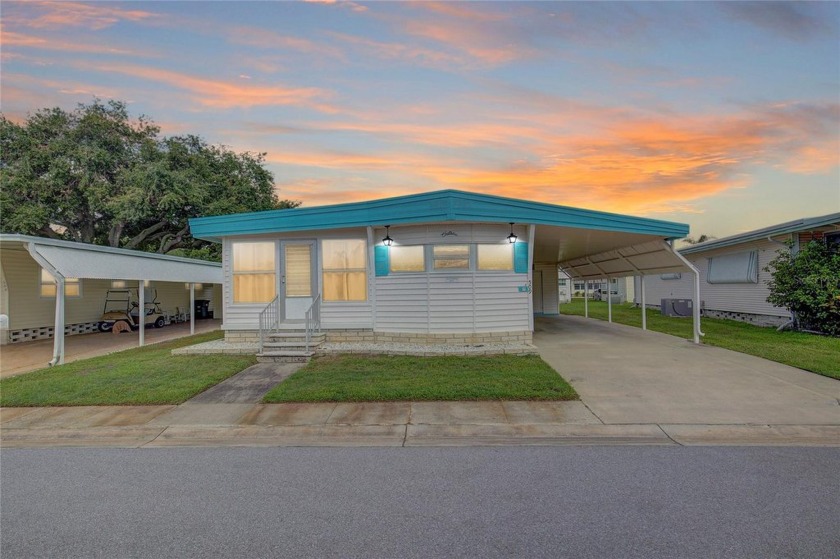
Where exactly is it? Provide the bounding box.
[507,222,518,244]
[382,225,394,246]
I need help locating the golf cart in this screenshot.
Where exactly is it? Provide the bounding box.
[99,289,166,332]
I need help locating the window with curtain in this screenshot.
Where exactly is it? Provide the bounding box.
[40,269,81,297]
[390,245,425,272]
[322,239,367,301]
[232,241,276,303]
[477,244,513,271]
[433,244,470,270]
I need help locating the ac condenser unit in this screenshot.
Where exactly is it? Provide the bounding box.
[661,298,693,317]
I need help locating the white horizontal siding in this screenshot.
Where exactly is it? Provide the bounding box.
[637,239,790,318]
[535,264,559,314]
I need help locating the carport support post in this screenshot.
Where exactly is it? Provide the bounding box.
[190,283,195,335]
[138,280,145,347]
[607,277,612,323]
[584,280,589,318]
[640,275,647,331]
[53,276,65,365]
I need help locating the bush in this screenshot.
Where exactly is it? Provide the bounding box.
[765,240,840,336]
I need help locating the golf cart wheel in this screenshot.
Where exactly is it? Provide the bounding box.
[98,321,113,333]
[154,317,165,328]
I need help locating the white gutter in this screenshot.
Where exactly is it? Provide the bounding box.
[664,241,704,344]
[26,243,65,366]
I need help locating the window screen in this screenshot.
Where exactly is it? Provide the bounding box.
[433,244,470,270]
[707,251,758,284]
[477,244,513,271]
[390,246,425,272]
[660,273,682,280]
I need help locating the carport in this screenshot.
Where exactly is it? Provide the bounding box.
[0,235,223,368]
[550,235,702,343]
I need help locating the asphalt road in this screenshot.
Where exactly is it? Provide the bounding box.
[2,446,838,558]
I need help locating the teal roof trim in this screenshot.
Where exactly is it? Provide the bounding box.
[680,212,840,255]
[190,190,689,242]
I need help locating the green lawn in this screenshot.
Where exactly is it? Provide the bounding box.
[263,354,578,403]
[561,300,840,380]
[0,331,256,407]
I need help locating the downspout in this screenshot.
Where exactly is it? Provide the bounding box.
[664,241,704,344]
[26,243,65,366]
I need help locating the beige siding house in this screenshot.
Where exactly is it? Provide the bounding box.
[635,213,840,327]
[0,234,223,364]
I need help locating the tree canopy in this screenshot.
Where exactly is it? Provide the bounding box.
[0,99,298,260]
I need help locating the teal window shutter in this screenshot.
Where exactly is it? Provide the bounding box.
[374,246,390,276]
[514,242,529,273]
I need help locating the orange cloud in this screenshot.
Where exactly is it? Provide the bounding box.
[257,101,838,214]
[87,63,336,111]
[5,1,158,30]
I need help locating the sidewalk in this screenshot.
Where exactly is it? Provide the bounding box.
[3,401,838,448]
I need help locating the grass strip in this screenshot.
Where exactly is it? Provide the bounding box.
[264,354,578,403]
[0,331,256,406]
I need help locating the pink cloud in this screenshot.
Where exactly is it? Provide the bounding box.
[5,1,159,30]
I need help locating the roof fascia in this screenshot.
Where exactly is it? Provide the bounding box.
[190,190,689,241]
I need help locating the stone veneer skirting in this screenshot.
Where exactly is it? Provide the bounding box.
[225,329,532,345]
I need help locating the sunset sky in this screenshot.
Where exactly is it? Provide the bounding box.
[2,0,839,240]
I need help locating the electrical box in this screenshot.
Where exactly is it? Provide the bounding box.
[661,298,693,317]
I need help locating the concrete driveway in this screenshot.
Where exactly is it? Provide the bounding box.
[534,316,840,425]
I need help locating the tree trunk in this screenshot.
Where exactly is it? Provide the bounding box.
[108,222,125,247]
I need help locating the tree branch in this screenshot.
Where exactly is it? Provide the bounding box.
[159,226,189,253]
[124,221,167,250]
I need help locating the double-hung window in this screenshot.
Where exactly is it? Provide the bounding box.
[40,269,81,297]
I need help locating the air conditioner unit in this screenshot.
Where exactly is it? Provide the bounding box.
[661,298,693,317]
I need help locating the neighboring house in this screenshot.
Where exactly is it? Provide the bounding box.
[564,275,634,303]
[189,190,693,349]
[634,213,840,327]
[0,234,224,364]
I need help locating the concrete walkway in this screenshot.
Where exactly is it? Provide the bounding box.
[1,320,222,378]
[534,315,840,425]
[2,400,837,448]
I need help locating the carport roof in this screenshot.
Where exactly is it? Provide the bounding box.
[0,234,222,284]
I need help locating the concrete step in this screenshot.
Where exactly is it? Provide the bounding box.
[257,350,315,364]
[266,332,325,342]
[263,341,323,349]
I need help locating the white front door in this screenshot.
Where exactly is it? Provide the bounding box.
[280,241,315,320]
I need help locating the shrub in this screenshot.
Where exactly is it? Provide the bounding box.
[765,240,840,336]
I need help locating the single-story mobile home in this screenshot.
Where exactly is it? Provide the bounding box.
[189,190,694,353]
[634,213,840,327]
[0,234,223,366]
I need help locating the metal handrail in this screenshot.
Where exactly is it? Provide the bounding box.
[304,293,322,352]
[258,295,280,353]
